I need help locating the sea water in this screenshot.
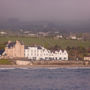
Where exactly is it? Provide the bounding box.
[0,67,90,90]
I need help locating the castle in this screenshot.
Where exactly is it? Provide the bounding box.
[4,40,24,58]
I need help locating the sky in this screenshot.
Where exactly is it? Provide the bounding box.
[0,0,90,23]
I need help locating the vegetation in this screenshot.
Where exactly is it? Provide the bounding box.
[0,36,90,49]
[0,59,12,65]
[66,46,89,60]
[0,36,90,60]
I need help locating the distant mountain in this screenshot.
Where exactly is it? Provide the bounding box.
[0,21,90,33]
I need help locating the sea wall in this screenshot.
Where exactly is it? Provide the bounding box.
[16,60,32,65]
[32,60,90,66]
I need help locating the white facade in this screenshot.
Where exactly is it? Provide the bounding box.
[25,46,68,60]
[70,36,77,40]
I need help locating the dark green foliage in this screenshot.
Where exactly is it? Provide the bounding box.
[66,46,88,60]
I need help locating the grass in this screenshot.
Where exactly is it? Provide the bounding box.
[0,59,12,65]
[0,36,90,49]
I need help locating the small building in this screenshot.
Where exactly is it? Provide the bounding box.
[70,35,77,40]
[38,32,49,37]
[3,40,24,58]
[84,56,90,61]
[77,37,83,40]
[69,33,77,40]
[54,35,63,39]
[0,31,7,35]
[28,33,37,37]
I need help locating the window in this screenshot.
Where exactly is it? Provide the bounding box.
[56,57,57,60]
[64,57,66,60]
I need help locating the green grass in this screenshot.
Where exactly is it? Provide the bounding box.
[0,59,12,65]
[0,36,90,49]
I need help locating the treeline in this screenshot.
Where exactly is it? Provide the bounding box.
[66,46,88,60]
[48,45,90,60]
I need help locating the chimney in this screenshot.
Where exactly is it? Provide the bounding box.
[16,40,20,44]
[8,40,11,44]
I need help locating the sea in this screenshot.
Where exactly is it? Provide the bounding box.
[0,67,90,90]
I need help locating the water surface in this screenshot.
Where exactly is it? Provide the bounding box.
[0,68,90,90]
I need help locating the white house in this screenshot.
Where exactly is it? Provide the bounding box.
[70,35,77,40]
[25,46,68,60]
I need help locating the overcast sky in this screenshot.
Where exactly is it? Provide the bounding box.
[0,0,90,23]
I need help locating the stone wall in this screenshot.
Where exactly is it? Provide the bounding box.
[16,60,32,65]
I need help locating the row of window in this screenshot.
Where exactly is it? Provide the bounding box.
[28,57,67,60]
[25,52,67,56]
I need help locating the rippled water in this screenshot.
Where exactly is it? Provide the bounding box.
[0,67,90,90]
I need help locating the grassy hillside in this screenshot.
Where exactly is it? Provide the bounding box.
[0,36,90,49]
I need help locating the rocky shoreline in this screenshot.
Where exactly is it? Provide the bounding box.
[0,64,90,69]
[0,60,90,68]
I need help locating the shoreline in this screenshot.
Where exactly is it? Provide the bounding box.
[0,60,90,68]
[0,65,90,69]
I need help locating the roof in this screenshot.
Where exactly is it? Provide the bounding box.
[25,46,29,49]
[6,40,24,48]
[0,49,4,55]
[6,42,16,48]
[25,45,42,49]
[37,46,42,49]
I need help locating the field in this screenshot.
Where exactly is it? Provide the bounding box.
[0,36,90,49]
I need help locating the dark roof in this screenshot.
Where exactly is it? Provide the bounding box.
[0,49,4,55]
[6,40,24,48]
[25,45,42,49]
[37,46,42,49]
[25,46,29,49]
[6,42,16,48]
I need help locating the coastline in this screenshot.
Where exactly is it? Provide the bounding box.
[0,60,90,69]
[0,65,90,69]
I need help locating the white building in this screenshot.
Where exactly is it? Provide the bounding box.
[70,35,77,40]
[25,46,68,60]
[0,31,7,35]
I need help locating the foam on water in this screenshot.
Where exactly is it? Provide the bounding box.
[0,68,16,70]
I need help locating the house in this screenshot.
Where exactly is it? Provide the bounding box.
[28,33,37,37]
[70,35,77,40]
[69,33,77,40]
[38,32,49,37]
[0,31,7,35]
[54,35,63,39]
[84,56,90,61]
[25,46,68,60]
[3,40,24,58]
[77,37,83,40]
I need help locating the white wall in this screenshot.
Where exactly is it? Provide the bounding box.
[25,46,68,60]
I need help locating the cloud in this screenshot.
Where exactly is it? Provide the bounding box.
[0,0,90,22]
